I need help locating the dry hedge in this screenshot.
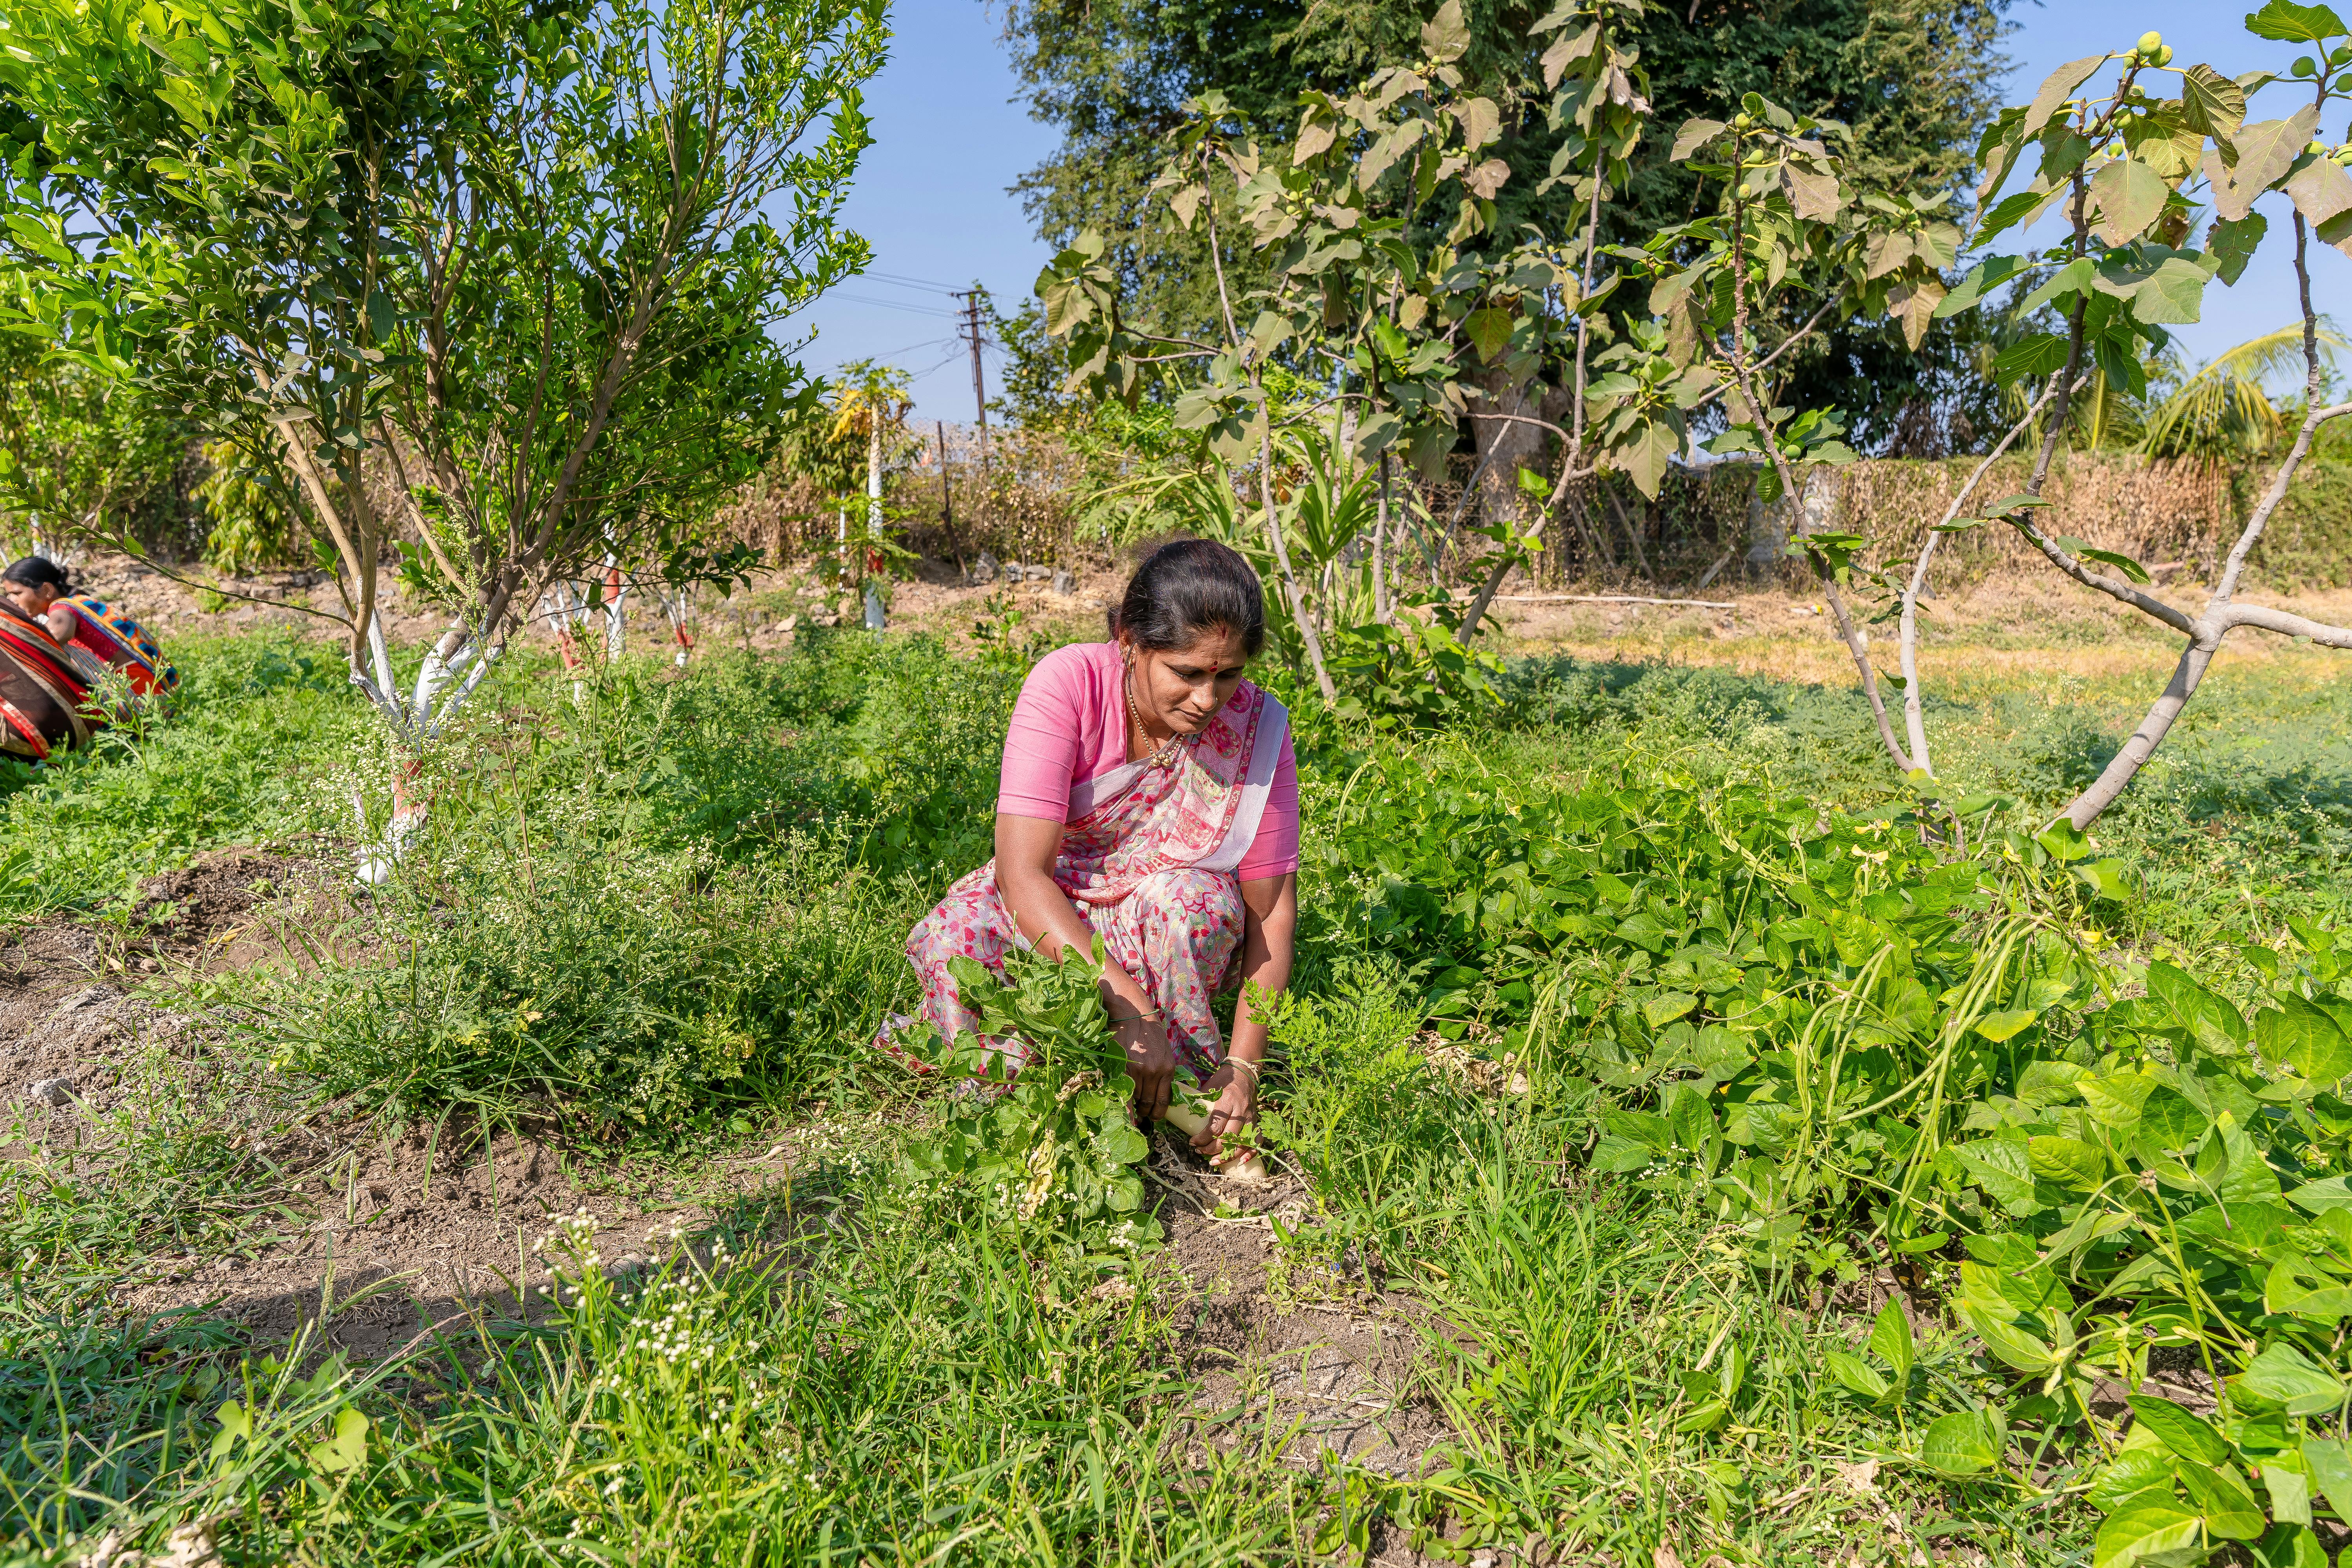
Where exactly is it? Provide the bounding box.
[712,431,2352,595]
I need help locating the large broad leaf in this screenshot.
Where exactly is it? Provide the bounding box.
[2117,257,2211,325]
[2089,1447,2181,1510]
[1091,1123,1148,1164]
[1781,161,1843,221]
[1462,307,1514,363]
[1953,1138,2038,1214]
[2180,1461,2265,1540]
[1419,0,1470,62]
[1891,277,1945,351]
[2258,994,2352,1083]
[2180,64,2249,143]
[1920,1408,2004,1476]
[1670,118,1725,162]
[1936,254,2029,316]
[2216,1122,2284,1203]
[2251,1522,2328,1568]
[1824,1350,1890,1400]
[2246,0,2350,42]
[2017,1058,2091,1107]
[2289,1175,2352,1212]
[2020,256,2096,314]
[1961,1300,2060,1372]
[2027,1134,2107,1191]
[1975,1008,2042,1043]
[2285,158,2352,260]
[1869,1297,1914,1386]
[1539,24,1598,89]
[2078,1068,2156,1127]
[2023,55,2107,141]
[2205,108,2321,221]
[1588,1134,1656,1174]
[2150,962,2248,1053]
[1610,417,1682,501]
[2138,1088,2211,1150]
[2261,1466,2316,1529]
[2128,1395,2232,1467]
[2091,1493,2203,1568]
[2301,1436,2352,1525]
[2208,213,2268,284]
[2233,1341,2345,1416]
[1642,991,1699,1028]
[1992,332,2069,387]
[2092,158,2171,246]
[1976,182,2068,246]
[1601,1107,1671,1151]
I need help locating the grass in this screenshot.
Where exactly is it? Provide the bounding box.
[0,605,2345,1564]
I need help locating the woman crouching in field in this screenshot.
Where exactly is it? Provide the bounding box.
[880,539,1299,1159]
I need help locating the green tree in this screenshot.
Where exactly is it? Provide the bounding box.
[0,0,883,741]
[1000,0,2013,441]
[0,338,183,561]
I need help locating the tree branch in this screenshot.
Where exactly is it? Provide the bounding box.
[1896,369,2080,775]
[1722,127,1914,776]
[2220,603,2352,646]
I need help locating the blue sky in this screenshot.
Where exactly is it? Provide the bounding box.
[791,2,2350,421]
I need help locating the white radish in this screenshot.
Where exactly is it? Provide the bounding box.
[1161,1096,1270,1185]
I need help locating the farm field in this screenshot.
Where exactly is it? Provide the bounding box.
[8,0,2352,1561]
[2,583,2347,1566]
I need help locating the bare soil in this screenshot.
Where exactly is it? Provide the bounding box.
[1136,1140,1454,1494]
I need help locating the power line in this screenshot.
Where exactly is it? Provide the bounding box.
[863,268,965,291]
[854,333,959,362]
[831,292,960,318]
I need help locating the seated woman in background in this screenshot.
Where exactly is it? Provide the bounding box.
[2,556,79,643]
[880,539,1299,1160]
[0,556,177,760]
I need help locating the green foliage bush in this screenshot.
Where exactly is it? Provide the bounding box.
[255,835,916,1130]
[901,945,1161,1265]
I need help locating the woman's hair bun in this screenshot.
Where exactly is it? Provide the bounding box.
[1106,537,1265,657]
[2,556,72,596]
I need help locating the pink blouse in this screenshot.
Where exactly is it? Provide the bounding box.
[997,641,1301,880]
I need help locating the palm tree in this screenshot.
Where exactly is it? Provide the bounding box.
[2141,324,2347,461]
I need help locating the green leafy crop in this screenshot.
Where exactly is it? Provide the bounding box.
[902,945,1161,1267]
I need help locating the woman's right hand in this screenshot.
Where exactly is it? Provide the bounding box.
[1116,1014,1174,1121]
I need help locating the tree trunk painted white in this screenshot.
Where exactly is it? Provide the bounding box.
[349,612,504,884]
[603,559,627,662]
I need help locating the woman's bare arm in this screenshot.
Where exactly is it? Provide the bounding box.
[994,812,1176,1116]
[1197,872,1296,1152]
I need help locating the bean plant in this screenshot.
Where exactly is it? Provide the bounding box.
[901,946,1161,1269]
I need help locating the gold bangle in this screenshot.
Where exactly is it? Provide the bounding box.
[1225,1056,1263,1083]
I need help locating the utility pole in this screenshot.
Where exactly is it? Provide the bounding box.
[951,287,990,471]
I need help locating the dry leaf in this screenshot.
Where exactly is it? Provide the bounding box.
[147,1521,220,1568]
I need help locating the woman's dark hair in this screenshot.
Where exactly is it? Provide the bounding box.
[1107,538,1265,656]
[2,557,70,595]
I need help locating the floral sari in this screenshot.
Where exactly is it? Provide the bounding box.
[880,679,1289,1083]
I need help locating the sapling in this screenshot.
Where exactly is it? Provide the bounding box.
[1901,13,2352,827]
[1565,14,2352,833]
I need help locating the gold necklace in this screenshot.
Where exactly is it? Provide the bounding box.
[1124,664,1181,766]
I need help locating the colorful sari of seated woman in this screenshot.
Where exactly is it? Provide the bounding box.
[0,556,174,758]
[0,593,94,760]
[878,539,1299,1160]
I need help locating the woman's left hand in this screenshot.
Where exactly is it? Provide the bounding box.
[1190,1069,1258,1159]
